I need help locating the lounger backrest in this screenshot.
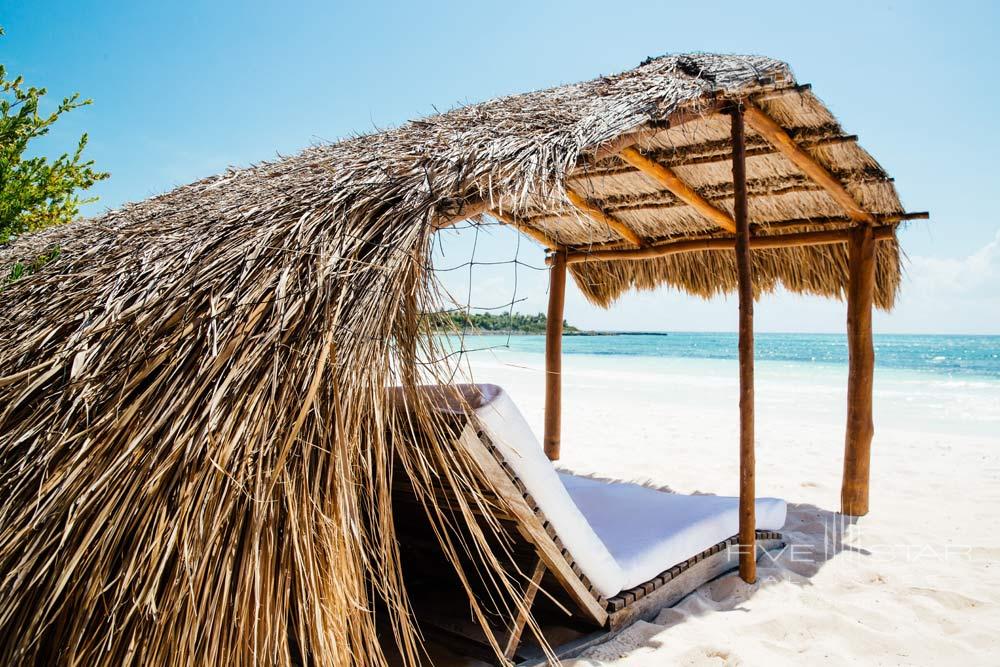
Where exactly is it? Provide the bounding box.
[418,384,625,600]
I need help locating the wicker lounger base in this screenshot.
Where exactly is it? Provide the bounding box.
[511,531,785,666]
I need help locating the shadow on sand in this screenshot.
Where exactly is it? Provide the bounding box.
[561,496,861,664]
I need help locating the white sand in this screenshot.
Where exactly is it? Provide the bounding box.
[446,348,1000,665]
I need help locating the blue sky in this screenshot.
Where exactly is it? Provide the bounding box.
[5,0,999,333]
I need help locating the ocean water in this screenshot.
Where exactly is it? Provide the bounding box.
[448,332,1000,381]
[441,332,1000,440]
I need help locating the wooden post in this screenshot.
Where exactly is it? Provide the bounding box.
[842,225,876,516]
[543,250,567,461]
[732,104,756,584]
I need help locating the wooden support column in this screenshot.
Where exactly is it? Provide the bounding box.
[544,250,567,461]
[842,225,876,516]
[732,104,756,584]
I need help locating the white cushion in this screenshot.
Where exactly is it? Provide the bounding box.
[407,383,787,598]
[424,383,625,598]
[559,473,787,591]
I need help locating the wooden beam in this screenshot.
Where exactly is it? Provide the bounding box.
[433,198,491,230]
[503,559,547,661]
[490,209,561,249]
[549,212,924,257]
[732,105,756,585]
[565,188,645,247]
[842,225,876,516]
[744,103,875,224]
[543,250,567,461]
[752,212,927,234]
[669,134,857,169]
[576,131,856,180]
[618,146,737,233]
[559,225,896,265]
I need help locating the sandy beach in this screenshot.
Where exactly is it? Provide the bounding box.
[436,342,1000,665]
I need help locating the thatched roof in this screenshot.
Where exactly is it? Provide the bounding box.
[0,53,913,665]
[2,53,910,311]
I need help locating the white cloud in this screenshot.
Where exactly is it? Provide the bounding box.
[887,229,1000,333]
[905,229,1000,297]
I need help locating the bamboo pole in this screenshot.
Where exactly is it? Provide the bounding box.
[587,97,729,161]
[557,225,897,265]
[577,132,855,179]
[433,198,491,230]
[619,147,737,233]
[744,103,875,224]
[732,104,756,584]
[546,212,924,259]
[490,209,560,250]
[544,250,567,461]
[565,188,645,247]
[842,224,876,516]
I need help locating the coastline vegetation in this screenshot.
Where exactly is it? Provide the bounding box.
[429,310,581,334]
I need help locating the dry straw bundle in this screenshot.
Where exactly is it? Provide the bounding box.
[0,53,903,665]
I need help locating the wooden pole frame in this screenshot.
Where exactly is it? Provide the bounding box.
[542,212,923,259]
[490,209,561,250]
[732,104,757,584]
[544,250,568,461]
[430,94,906,530]
[744,103,875,224]
[553,225,898,265]
[565,187,645,247]
[842,224,876,516]
[619,146,737,233]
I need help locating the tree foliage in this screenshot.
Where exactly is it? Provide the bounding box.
[0,27,109,244]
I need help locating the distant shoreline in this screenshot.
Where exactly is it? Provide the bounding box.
[453,330,1000,338]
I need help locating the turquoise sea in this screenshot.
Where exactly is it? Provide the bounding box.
[445,332,1000,441]
[450,333,1000,381]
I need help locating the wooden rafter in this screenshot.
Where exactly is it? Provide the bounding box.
[565,187,645,247]
[489,209,561,249]
[433,198,491,230]
[574,132,857,179]
[744,103,875,224]
[618,146,737,233]
[557,225,897,265]
[750,83,812,103]
[525,171,895,231]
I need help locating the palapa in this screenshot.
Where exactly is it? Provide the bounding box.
[0,53,913,665]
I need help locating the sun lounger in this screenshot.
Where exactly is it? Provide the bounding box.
[393,384,786,664]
